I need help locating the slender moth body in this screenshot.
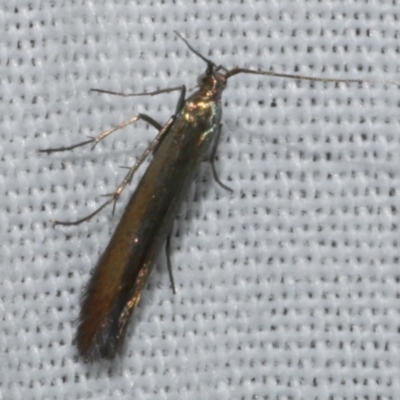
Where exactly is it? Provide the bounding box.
[78,54,225,359]
[40,33,400,360]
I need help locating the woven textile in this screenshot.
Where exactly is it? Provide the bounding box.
[1,1,399,399]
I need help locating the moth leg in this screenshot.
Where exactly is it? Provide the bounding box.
[89,84,187,151]
[210,124,233,193]
[39,84,187,154]
[38,114,162,154]
[51,117,175,226]
[46,85,188,226]
[165,231,176,295]
[90,85,184,99]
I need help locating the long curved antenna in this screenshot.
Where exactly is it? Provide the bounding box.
[226,67,400,87]
[174,31,216,70]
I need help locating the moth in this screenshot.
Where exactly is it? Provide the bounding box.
[40,32,398,360]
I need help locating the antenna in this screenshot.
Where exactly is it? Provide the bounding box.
[174,31,216,72]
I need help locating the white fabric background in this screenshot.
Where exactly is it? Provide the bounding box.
[1,0,399,399]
